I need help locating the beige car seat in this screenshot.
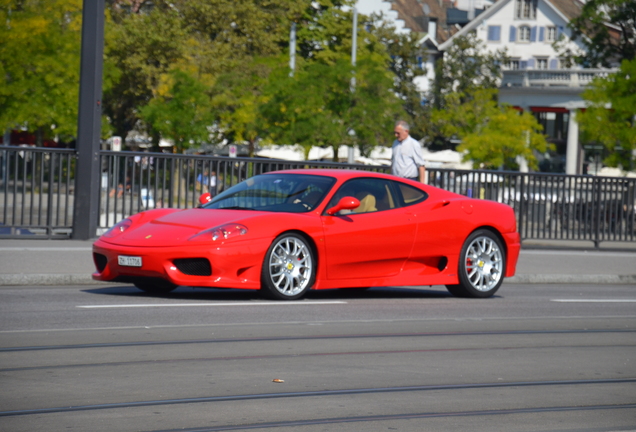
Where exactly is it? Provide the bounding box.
[354,192,377,213]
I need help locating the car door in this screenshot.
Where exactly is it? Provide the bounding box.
[320,178,417,280]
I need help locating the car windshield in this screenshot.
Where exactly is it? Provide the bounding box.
[203,173,336,213]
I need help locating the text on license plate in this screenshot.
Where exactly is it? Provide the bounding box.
[118,255,142,267]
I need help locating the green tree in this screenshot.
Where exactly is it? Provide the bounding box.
[209,57,282,156]
[103,0,306,146]
[260,55,403,160]
[295,0,360,64]
[103,6,189,143]
[578,58,636,170]
[567,0,636,67]
[0,0,83,143]
[433,33,509,107]
[369,14,429,140]
[140,69,213,153]
[433,89,551,170]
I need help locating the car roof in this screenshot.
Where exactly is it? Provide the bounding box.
[263,168,395,182]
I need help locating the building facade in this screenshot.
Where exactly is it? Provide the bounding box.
[438,0,616,174]
[358,0,619,174]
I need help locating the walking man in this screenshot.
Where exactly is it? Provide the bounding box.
[391,120,426,183]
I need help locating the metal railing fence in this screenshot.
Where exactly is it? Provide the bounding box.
[0,146,76,237]
[427,169,636,247]
[1,146,635,247]
[96,151,387,230]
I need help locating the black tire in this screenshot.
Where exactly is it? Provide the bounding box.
[134,280,177,294]
[261,233,315,300]
[446,229,506,298]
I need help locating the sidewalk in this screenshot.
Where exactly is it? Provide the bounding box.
[0,238,635,286]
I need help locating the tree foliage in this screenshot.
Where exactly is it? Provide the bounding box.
[433,90,551,170]
[578,58,636,170]
[0,0,464,164]
[103,7,188,141]
[140,70,213,153]
[433,33,509,107]
[103,0,307,144]
[259,55,403,159]
[568,0,636,67]
[430,33,512,153]
[209,57,281,155]
[0,0,83,142]
[369,15,429,140]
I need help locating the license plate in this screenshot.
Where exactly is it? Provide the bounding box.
[118,255,142,267]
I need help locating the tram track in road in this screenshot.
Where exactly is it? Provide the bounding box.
[2,328,635,352]
[2,285,635,431]
[145,403,636,432]
[1,378,635,418]
[2,343,635,373]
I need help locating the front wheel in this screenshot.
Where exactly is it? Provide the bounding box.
[261,233,315,300]
[446,229,505,298]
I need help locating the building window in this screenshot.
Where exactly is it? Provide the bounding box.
[546,26,556,42]
[507,59,521,70]
[516,0,537,19]
[533,110,570,172]
[536,58,548,69]
[487,25,501,42]
[519,26,531,42]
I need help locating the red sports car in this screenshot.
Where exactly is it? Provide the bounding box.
[92,169,520,300]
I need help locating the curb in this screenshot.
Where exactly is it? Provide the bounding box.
[507,274,636,284]
[0,274,106,286]
[1,274,636,287]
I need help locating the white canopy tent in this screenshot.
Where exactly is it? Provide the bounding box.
[256,144,470,169]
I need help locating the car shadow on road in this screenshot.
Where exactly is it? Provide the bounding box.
[82,285,456,300]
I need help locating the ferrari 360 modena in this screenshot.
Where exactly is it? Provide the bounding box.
[92,169,520,300]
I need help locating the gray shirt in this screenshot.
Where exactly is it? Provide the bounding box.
[391,135,426,178]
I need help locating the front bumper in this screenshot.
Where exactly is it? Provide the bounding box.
[92,238,269,289]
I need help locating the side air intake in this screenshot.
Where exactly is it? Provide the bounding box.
[173,258,212,276]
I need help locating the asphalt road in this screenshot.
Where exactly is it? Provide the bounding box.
[1,282,635,431]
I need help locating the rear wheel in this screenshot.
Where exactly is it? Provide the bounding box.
[446,229,505,298]
[134,280,177,294]
[261,233,315,300]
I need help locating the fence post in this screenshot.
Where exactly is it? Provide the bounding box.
[72,0,105,240]
[594,176,602,248]
[46,153,54,236]
[518,174,526,240]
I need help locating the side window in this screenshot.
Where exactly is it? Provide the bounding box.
[326,178,398,214]
[396,182,428,207]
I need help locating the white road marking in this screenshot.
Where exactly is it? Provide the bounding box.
[551,299,636,303]
[77,301,348,309]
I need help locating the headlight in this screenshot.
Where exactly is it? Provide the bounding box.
[102,218,132,238]
[189,223,248,242]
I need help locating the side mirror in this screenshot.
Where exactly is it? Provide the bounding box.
[198,192,212,206]
[326,197,360,215]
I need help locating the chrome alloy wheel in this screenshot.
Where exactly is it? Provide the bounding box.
[463,235,503,292]
[268,236,313,297]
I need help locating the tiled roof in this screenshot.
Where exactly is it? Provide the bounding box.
[547,0,583,21]
[386,0,461,43]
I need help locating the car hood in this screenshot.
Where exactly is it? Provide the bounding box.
[104,208,265,247]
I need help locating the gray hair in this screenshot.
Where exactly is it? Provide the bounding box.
[395,120,410,131]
